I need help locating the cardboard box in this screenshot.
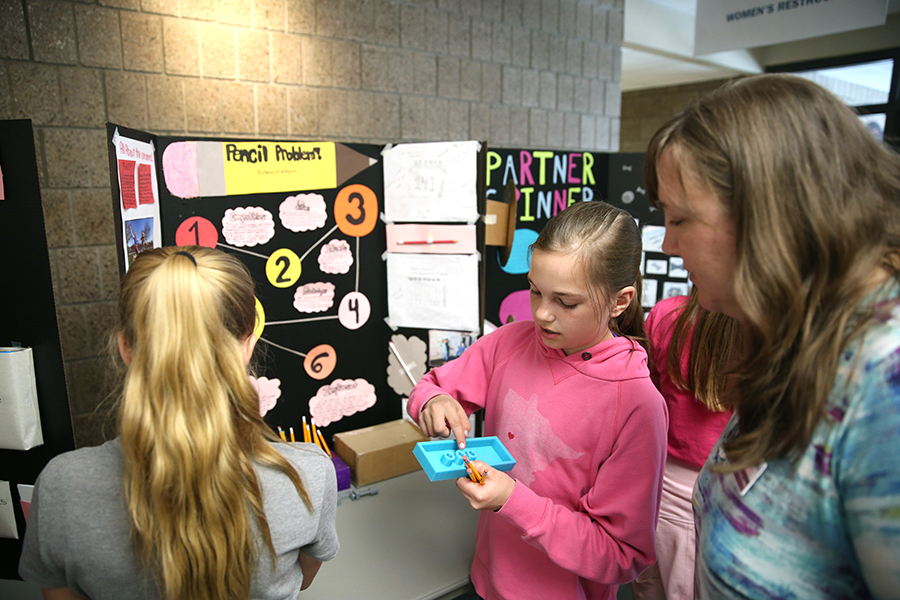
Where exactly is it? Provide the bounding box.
[333,419,429,487]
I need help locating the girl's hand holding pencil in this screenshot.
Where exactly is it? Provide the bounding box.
[457,458,515,512]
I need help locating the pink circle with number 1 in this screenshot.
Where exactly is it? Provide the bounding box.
[338,291,371,330]
[175,216,218,248]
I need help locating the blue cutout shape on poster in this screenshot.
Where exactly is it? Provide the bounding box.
[499,228,538,274]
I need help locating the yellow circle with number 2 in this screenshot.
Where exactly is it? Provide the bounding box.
[266,248,302,288]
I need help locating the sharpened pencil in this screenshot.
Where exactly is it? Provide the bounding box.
[317,430,332,457]
[462,455,485,485]
[310,418,320,449]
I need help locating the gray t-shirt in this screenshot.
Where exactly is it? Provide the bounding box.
[19,438,339,599]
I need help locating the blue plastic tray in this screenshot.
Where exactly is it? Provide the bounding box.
[413,436,516,481]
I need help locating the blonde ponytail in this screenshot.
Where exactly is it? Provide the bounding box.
[116,246,311,600]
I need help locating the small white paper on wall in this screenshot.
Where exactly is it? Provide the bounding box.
[0,481,18,539]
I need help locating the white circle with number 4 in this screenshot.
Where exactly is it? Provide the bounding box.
[338,291,370,330]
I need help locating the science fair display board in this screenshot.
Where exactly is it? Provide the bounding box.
[483,149,688,328]
[107,124,486,440]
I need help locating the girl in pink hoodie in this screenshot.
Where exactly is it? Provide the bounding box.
[409,201,668,600]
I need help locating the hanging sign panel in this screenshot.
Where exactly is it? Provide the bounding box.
[694,0,888,55]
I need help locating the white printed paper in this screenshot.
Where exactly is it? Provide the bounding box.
[383,141,480,222]
[387,253,480,331]
[641,225,666,253]
[0,481,17,539]
[113,129,161,272]
[0,347,44,450]
[642,278,659,308]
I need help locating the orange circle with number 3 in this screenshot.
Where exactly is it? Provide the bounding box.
[303,344,336,380]
[334,184,378,237]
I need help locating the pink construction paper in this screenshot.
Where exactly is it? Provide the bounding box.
[162,142,199,199]
[386,224,476,254]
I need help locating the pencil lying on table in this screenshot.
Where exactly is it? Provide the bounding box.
[462,455,485,486]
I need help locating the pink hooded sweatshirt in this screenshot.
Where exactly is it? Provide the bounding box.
[408,320,668,600]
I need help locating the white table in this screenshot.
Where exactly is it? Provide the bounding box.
[303,470,480,600]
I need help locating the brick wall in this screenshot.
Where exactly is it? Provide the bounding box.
[0,0,624,447]
[620,77,732,153]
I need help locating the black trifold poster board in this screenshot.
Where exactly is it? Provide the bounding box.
[106,124,487,444]
[483,149,682,330]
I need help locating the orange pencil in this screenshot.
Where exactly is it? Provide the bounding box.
[289,427,296,443]
[277,426,287,442]
[302,416,311,443]
[317,430,332,457]
[310,418,320,450]
[462,455,485,485]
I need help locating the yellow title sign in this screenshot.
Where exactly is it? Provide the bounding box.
[222,142,337,196]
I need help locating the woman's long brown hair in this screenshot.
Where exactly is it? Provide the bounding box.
[645,74,900,471]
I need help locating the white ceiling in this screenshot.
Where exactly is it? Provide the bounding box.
[622,0,900,91]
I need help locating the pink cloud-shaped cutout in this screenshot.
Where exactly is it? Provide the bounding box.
[222,206,275,247]
[309,378,376,427]
[250,376,282,417]
[318,239,353,274]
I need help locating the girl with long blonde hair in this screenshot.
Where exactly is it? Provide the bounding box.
[20,246,338,600]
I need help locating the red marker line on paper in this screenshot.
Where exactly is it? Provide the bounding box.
[396,240,458,245]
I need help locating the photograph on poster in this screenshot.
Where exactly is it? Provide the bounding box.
[428,330,477,368]
[668,256,688,279]
[645,258,669,275]
[663,281,690,299]
[124,217,155,267]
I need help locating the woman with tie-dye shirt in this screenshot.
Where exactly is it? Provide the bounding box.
[644,74,900,598]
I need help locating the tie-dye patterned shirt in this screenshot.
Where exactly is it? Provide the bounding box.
[694,293,900,599]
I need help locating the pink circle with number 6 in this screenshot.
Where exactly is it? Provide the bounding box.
[303,344,336,380]
[175,216,218,248]
[338,291,370,330]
